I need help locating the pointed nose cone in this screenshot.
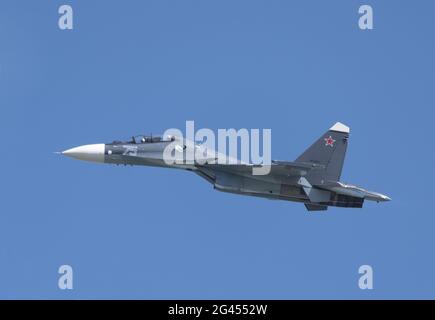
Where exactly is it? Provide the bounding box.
[62,144,105,163]
[382,195,392,201]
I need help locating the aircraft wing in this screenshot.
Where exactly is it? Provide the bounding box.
[196,160,323,180]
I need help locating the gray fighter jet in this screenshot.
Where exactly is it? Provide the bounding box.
[61,122,391,211]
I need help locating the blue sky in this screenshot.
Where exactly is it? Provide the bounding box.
[0,0,434,299]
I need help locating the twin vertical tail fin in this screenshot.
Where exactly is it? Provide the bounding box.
[295,122,350,182]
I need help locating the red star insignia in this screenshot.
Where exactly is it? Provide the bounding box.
[324,135,336,147]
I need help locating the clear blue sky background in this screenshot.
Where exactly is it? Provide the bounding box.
[1,1,434,299]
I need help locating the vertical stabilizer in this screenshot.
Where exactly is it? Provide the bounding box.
[295,122,350,182]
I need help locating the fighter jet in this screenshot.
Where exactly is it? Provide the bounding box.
[61,122,391,211]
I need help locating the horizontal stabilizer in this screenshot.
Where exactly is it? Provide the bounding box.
[317,181,391,202]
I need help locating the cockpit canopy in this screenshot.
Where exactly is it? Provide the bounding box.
[112,135,175,145]
[133,135,163,144]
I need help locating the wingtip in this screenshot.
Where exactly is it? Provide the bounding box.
[330,122,350,133]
